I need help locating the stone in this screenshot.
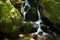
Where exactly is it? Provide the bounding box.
[40,0,60,35]
[0,0,22,39]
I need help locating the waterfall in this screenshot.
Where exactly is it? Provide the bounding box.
[23,0,30,20]
[23,0,48,37]
[34,8,48,36]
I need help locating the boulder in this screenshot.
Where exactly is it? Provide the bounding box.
[0,1,22,39]
[40,0,60,35]
[25,6,39,21]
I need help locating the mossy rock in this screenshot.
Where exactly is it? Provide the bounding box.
[10,0,24,15]
[0,0,36,39]
[20,21,37,34]
[10,0,19,5]
[25,6,39,21]
[40,0,60,35]
[0,1,22,38]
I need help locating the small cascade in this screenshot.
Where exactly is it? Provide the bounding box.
[23,0,30,20]
[23,0,48,37]
[34,7,48,36]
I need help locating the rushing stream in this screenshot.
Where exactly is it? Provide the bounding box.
[23,0,48,37]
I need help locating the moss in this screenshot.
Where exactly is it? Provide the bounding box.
[20,21,37,34]
[0,1,22,38]
[0,0,6,2]
[40,0,60,34]
[10,0,19,5]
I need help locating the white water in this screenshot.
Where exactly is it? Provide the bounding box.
[23,0,48,36]
[34,9,48,36]
[23,0,30,20]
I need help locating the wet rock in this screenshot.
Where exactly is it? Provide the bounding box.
[25,6,39,21]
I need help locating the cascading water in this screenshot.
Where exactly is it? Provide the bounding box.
[23,0,48,37]
[23,0,30,20]
[34,7,48,36]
